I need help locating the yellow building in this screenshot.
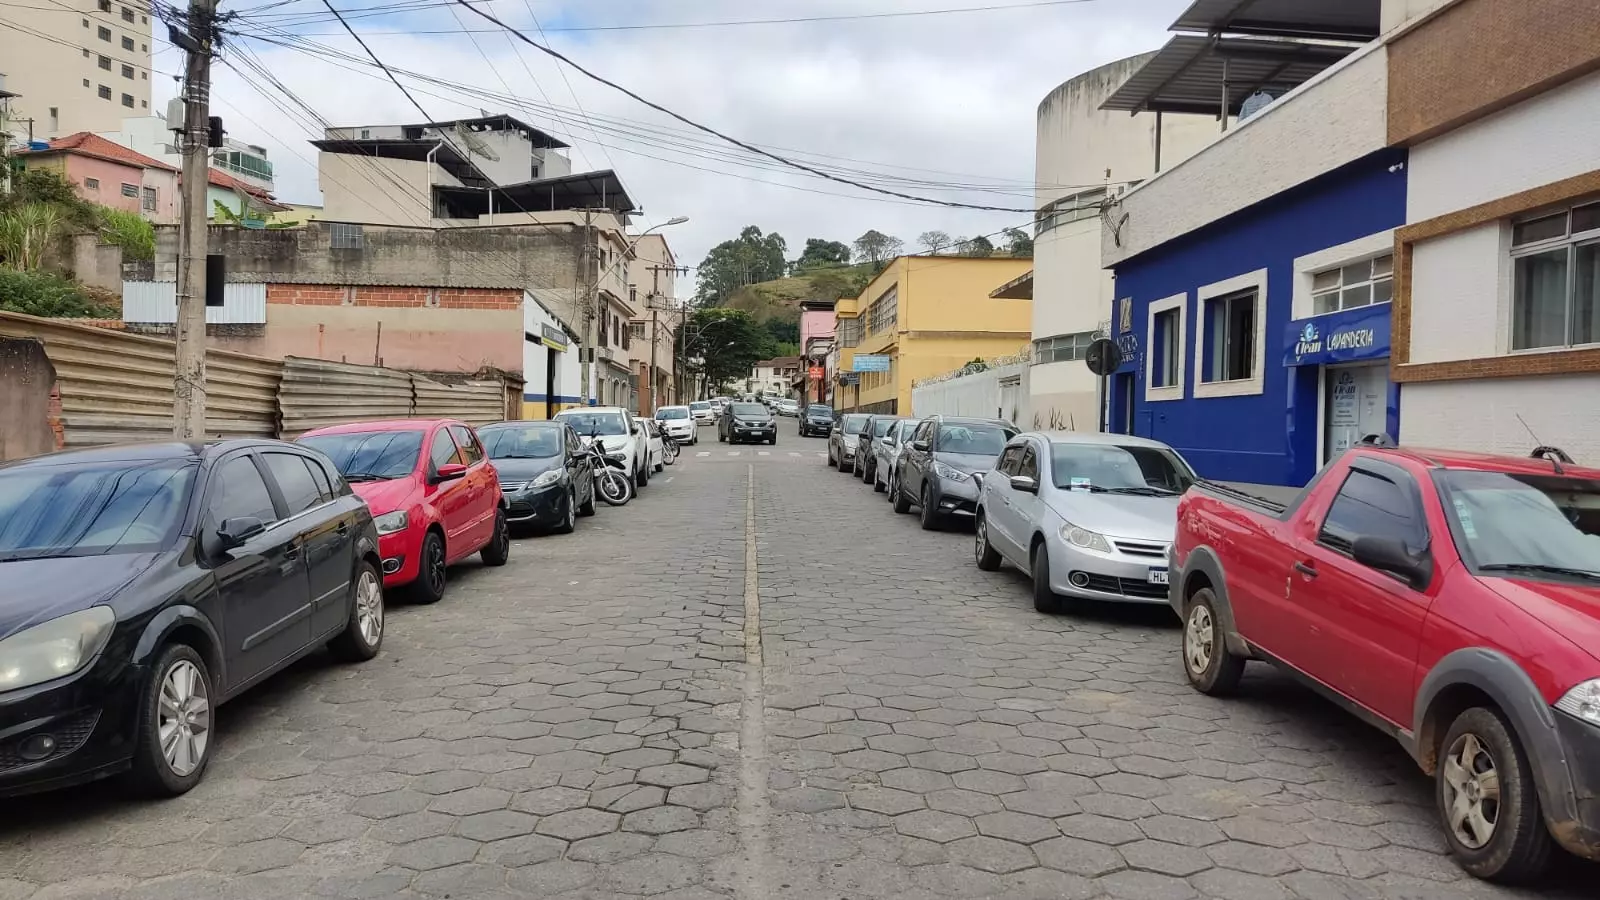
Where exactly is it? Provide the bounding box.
[835,256,1032,413]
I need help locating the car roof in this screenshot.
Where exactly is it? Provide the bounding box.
[301,418,461,436]
[479,420,561,429]
[557,406,629,414]
[657,405,689,410]
[934,416,1013,428]
[1360,445,1600,479]
[1028,430,1177,451]
[0,438,298,471]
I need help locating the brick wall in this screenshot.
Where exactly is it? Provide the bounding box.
[267,285,521,309]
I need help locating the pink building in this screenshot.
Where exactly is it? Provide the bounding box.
[798,299,837,403]
[19,133,179,224]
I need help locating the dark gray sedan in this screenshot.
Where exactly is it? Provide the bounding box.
[893,416,1017,529]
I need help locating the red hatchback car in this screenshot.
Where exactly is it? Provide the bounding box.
[300,419,510,602]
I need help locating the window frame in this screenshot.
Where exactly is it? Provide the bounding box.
[1193,268,1268,399]
[203,453,282,534]
[97,84,112,100]
[1017,445,1040,482]
[1032,330,1096,365]
[428,428,463,472]
[120,182,137,198]
[84,177,101,190]
[1145,293,1186,402]
[1315,460,1430,562]
[261,451,326,518]
[1508,200,1600,353]
[141,185,157,211]
[1311,254,1394,316]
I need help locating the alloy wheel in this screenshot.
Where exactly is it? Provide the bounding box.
[158,660,210,777]
[1184,604,1214,676]
[975,518,989,563]
[355,569,383,646]
[1442,733,1501,850]
[426,537,446,595]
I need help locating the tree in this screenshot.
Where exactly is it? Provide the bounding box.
[852,230,903,268]
[791,238,851,272]
[694,226,789,306]
[1003,227,1034,259]
[958,235,995,257]
[677,307,777,393]
[917,230,953,254]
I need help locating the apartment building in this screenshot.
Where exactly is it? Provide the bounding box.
[101,115,277,195]
[627,233,682,414]
[0,0,153,144]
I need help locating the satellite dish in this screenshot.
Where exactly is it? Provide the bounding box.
[454,122,500,162]
[1238,90,1277,122]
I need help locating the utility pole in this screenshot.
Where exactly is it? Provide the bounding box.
[577,209,598,408]
[647,264,688,405]
[173,0,218,439]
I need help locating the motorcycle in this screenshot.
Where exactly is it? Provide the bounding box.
[659,427,680,465]
[580,434,633,506]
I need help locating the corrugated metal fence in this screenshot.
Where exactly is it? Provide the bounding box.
[121,282,268,324]
[277,358,414,438]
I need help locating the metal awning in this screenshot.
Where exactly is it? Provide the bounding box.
[1172,0,1381,41]
[1100,34,1356,116]
[990,270,1034,300]
[434,169,638,219]
[310,138,491,187]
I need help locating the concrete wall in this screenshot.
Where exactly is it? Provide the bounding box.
[319,154,454,226]
[66,233,124,292]
[0,2,153,141]
[0,339,57,461]
[1400,375,1600,462]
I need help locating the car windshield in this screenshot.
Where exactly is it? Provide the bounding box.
[657,408,689,420]
[300,430,423,481]
[935,424,1012,456]
[690,402,710,411]
[1050,443,1194,494]
[731,403,767,416]
[1438,470,1600,578]
[872,418,897,438]
[840,414,869,434]
[556,412,628,436]
[0,460,197,561]
[807,407,833,418]
[479,426,563,459]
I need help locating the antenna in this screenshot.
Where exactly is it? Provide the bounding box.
[1516,414,1566,474]
[454,123,500,162]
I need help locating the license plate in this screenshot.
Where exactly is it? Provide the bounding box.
[1147,569,1169,585]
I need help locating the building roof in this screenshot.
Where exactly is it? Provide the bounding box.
[1171,0,1381,41]
[23,132,178,172]
[990,269,1034,300]
[754,356,802,369]
[1100,34,1357,116]
[434,169,638,218]
[310,137,492,187]
[413,114,569,150]
[203,167,290,210]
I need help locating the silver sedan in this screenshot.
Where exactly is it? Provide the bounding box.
[973,431,1196,613]
[874,418,922,496]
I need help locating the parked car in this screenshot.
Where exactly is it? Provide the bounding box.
[637,418,667,472]
[800,404,834,437]
[719,401,778,445]
[655,405,698,445]
[477,421,595,534]
[828,413,870,470]
[875,418,922,496]
[1171,441,1600,882]
[0,441,384,798]
[299,419,510,603]
[689,401,715,426]
[554,407,652,489]
[894,416,1017,529]
[975,432,1194,612]
[855,416,903,484]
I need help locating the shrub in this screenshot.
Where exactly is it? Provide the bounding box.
[99,207,155,261]
[0,268,118,318]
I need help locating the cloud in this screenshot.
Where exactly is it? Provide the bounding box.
[190,0,1184,289]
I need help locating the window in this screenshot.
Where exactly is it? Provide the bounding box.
[142,185,157,211]
[262,453,323,516]
[1035,186,1109,236]
[121,64,133,79]
[1017,445,1039,482]
[598,314,608,346]
[97,54,111,70]
[97,25,110,41]
[97,84,111,100]
[449,426,484,465]
[1510,202,1600,351]
[305,457,336,501]
[84,177,100,190]
[428,429,462,469]
[1150,309,1180,387]
[121,36,134,51]
[1033,331,1094,365]
[121,5,133,21]
[97,0,109,10]
[83,48,90,57]
[120,183,137,197]
[1319,467,1426,556]
[997,444,1024,476]
[1203,290,1255,383]
[838,317,862,348]
[619,315,630,350]
[208,457,278,527]
[329,222,363,249]
[83,78,91,87]
[1312,255,1393,314]
[867,286,898,334]
[628,322,646,340]
[121,93,133,108]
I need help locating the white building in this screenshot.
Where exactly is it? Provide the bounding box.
[749,357,801,398]
[1389,0,1600,460]
[0,0,154,145]
[1027,54,1216,432]
[100,115,276,195]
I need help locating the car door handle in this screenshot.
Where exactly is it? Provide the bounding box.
[336,521,349,537]
[1293,561,1317,578]
[284,545,300,560]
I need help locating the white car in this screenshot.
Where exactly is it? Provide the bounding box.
[776,399,800,417]
[554,406,654,488]
[637,418,667,472]
[689,400,715,426]
[655,406,697,445]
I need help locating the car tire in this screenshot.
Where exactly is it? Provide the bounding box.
[919,484,941,531]
[1030,543,1063,614]
[329,561,384,662]
[893,474,912,514]
[411,529,448,604]
[719,431,726,443]
[579,485,596,517]
[636,462,649,488]
[654,458,664,473]
[974,512,1002,572]
[481,508,511,566]
[554,490,577,534]
[768,435,777,445]
[127,643,214,797]
[1182,588,1244,695]
[874,472,886,493]
[1436,707,1554,883]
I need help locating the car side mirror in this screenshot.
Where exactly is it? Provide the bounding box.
[216,516,266,550]
[911,440,931,452]
[432,462,468,484]
[1351,535,1431,589]
[1009,475,1039,494]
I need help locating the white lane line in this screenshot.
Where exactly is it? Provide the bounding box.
[757,451,770,456]
[727,451,741,456]
[662,477,674,484]
[696,451,710,457]
[787,452,800,457]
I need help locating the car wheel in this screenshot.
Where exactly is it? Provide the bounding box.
[768,435,777,445]
[411,529,448,604]
[719,431,726,443]
[128,643,214,796]
[1182,588,1244,694]
[974,512,1002,571]
[328,561,384,662]
[579,484,596,517]
[1436,707,1554,883]
[919,484,941,531]
[654,458,664,473]
[481,508,511,566]
[874,470,886,493]
[893,474,912,514]
[554,490,577,534]
[1030,543,1063,614]
[636,462,650,488]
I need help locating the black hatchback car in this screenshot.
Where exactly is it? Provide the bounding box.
[478,421,595,534]
[719,402,777,445]
[800,404,834,437]
[0,441,383,798]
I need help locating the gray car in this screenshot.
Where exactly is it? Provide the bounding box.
[973,431,1197,614]
[874,418,921,496]
[828,413,870,472]
[854,415,902,483]
[893,416,1018,529]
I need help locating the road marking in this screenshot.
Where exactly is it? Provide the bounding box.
[757,451,770,456]
[696,451,710,457]
[662,477,674,484]
[727,451,741,456]
[737,464,772,899]
[787,452,800,457]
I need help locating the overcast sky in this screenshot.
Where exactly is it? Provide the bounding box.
[164,0,1187,292]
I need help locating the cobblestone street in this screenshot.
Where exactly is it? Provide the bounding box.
[1,445,1593,899]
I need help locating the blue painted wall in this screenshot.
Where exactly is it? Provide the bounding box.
[1108,149,1407,486]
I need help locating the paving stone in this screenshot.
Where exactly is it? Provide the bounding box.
[894,809,979,843]
[389,835,477,870]
[535,808,620,841]
[976,811,1060,844]
[1033,836,1127,877]
[623,805,701,834]
[456,810,539,842]
[566,830,656,863]
[849,787,927,816]
[947,835,1038,874]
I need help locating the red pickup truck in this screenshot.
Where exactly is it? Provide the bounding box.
[1170,441,1600,883]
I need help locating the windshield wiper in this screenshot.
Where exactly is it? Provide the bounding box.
[1478,563,1600,580]
[342,472,394,483]
[1101,486,1181,496]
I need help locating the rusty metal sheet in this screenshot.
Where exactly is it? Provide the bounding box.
[411,376,508,426]
[279,356,414,437]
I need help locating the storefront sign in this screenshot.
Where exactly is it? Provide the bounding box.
[839,372,860,386]
[808,366,824,380]
[540,323,568,351]
[853,354,890,372]
[1284,304,1391,366]
[1116,333,1139,363]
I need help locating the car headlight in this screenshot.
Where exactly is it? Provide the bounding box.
[1059,521,1112,552]
[531,469,563,488]
[0,606,116,692]
[374,510,409,535]
[1556,680,1600,727]
[932,461,971,482]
